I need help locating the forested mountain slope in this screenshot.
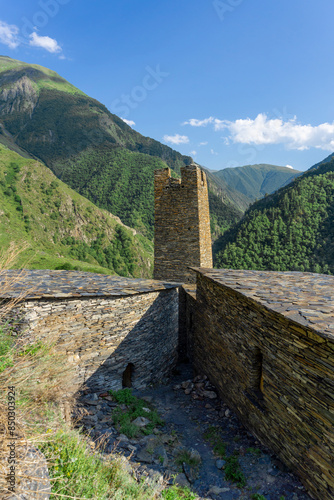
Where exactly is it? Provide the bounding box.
[0,144,153,276]
[0,55,241,240]
[214,156,334,274]
[212,164,301,210]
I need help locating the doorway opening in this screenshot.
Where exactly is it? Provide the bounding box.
[122,363,135,388]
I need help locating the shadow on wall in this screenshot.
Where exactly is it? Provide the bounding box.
[72,290,179,397]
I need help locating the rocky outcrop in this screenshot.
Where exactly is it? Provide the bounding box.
[0,76,39,117]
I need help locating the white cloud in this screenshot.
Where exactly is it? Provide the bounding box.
[189,150,197,156]
[211,149,218,155]
[285,164,294,169]
[184,113,334,151]
[0,20,20,49]
[183,117,214,127]
[199,141,208,146]
[163,134,189,145]
[121,118,136,127]
[29,32,62,54]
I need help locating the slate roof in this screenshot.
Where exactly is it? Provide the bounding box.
[0,270,180,299]
[192,268,334,339]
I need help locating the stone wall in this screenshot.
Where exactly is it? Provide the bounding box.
[2,270,180,395]
[188,268,334,500]
[17,289,179,393]
[154,164,212,284]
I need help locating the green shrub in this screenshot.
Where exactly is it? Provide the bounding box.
[224,453,246,488]
[162,484,197,499]
[109,389,164,437]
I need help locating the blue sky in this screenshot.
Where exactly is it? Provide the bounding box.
[1,0,334,171]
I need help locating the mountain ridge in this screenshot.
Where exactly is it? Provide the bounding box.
[0,55,243,241]
[214,155,334,274]
[212,163,301,210]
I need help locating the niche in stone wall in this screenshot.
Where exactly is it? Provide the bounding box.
[122,363,135,388]
[245,347,265,411]
[250,347,264,394]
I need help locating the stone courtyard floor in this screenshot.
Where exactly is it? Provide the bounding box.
[75,363,313,500]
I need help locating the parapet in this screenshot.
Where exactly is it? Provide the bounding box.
[154,164,208,194]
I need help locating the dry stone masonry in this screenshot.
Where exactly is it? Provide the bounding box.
[154,164,212,283]
[185,268,334,500]
[2,270,180,394]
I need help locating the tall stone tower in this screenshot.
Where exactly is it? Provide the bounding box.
[154,164,213,283]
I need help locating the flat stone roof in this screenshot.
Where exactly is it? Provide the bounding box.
[0,270,180,299]
[193,268,334,339]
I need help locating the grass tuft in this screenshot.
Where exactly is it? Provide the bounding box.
[203,426,226,457]
[110,388,164,438]
[162,484,197,499]
[175,449,201,467]
[224,452,246,488]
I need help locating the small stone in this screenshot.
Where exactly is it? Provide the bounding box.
[136,449,153,463]
[100,416,111,423]
[184,388,192,395]
[142,396,153,403]
[146,469,164,485]
[173,473,190,488]
[216,459,226,469]
[84,399,98,406]
[203,390,217,399]
[181,380,192,389]
[225,409,230,417]
[189,448,201,463]
[173,384,181,390]
[118,434,129,442]
[208,486,230,495]
[155,445,168,467]
[132,417,150,427]
[183,463,198,483]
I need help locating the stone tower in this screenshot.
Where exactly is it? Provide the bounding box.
[154,164,213,283]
